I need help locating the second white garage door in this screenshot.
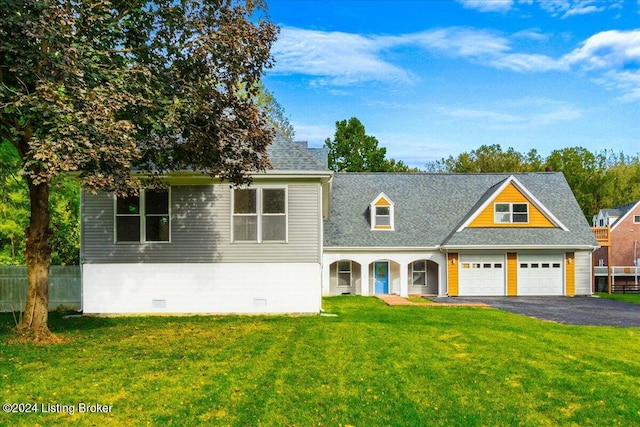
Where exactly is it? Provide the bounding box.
[518,254,564,295]
[459,254,506,296]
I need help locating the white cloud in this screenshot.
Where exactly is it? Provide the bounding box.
[271,27,414,85]
[536,0,620,18]
[271,26,640,103]
[563,30,640,70]
[512,29,551,41]
[409,28,510,58]
[594,70,640,102]
[562,4,606,18]
[490,53,567,72]
[290,123,334,146]
[440,98,582,128]
[457,0,514,12]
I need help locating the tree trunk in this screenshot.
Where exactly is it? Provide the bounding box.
[19,177,52,338]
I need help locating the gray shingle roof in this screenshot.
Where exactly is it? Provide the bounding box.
[603,202,638,227]
[266,133,329,171]
[324,172,598,248]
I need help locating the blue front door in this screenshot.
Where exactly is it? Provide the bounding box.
[374,262,389,294]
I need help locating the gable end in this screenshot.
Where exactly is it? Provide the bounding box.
[458,176,568,231]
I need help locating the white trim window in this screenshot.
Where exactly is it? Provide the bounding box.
[115,189,170,243]
[232,187,287,242]
[634,215,640,224]
[411,260,427,286]
[494,202,528,224]
[370,193,395,230]
[337,260,352,287]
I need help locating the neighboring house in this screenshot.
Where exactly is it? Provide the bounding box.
[81,136,598,314]
[81,134,332,314]
[592,201,640,290]
[323,173,597,298]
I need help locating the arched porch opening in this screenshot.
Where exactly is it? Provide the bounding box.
[408,259,439,295]
[328,260,362,295]
[368,259,401,295]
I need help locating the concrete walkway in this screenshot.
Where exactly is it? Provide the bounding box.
[376,294,489,307]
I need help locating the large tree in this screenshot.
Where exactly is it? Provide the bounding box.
[0,0,278,338]
[325,117,417,172]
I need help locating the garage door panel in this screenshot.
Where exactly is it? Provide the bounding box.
[459,255,506,296]
[518,254,563,295]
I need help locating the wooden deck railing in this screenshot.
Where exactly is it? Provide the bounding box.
[591,226,610,246]
[594,266,640,276]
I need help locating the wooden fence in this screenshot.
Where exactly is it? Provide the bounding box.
[0,266,81,312]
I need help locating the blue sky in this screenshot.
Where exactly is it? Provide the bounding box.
[261,0,640,169]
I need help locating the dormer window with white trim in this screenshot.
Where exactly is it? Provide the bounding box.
[370,193,394,230]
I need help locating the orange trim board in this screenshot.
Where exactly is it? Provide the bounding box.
[468,182,555,228]
[374,197,391,206]
[447,253,459,296]
[507,253,517,296]
[566,252,575,296]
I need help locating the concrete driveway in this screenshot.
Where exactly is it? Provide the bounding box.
[428,296,640,327]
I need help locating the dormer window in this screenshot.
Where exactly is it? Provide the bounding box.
[371,193,394,230]
[494,203,528,224]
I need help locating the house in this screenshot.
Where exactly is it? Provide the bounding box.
[81,135,598,314]
[323,173,597,297]
[592,201,640,291]
[81,134,332,314]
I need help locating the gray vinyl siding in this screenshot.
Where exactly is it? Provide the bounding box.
[574,250,592,295]
[81,183,321,264]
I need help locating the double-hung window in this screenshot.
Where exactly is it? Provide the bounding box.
[411,260,426,286]
[232,187,287,242]
[374,206,391,227]
[494,203,528,224]
[370,193,394,230]
[115,189,170,243]
[337,261,352,287]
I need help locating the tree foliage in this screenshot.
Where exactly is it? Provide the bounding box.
[325,117,418,172]
[255,83,295,140]
[0,142,80,265]
[428,144,640,220]
[1,0,278,337]
[426,144,542,173]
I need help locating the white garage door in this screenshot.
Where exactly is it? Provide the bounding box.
[518,254,564,295]
[459,255,506,296]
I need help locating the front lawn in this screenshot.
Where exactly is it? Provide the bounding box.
[1,297,639,426]
[595,292,640,305]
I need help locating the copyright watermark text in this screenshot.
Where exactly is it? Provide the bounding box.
[3,402,112,415]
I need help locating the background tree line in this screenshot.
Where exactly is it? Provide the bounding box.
[326,117,640,221]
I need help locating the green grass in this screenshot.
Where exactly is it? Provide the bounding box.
[1,296,639,426]
[595,292,640,305]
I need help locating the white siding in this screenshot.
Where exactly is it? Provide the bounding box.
[82,183,321,264]
[574,250,592,295]
[83,263,321,314]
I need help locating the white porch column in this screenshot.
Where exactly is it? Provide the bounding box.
[400,262,409,297]
[361,261,370,296]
